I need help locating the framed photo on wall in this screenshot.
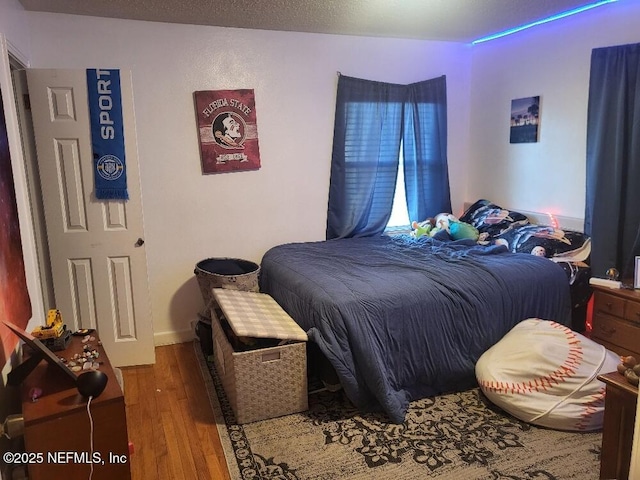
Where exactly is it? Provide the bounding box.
[193,89,262,174]
[510,96,540,144]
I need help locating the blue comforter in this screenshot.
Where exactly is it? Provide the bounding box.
[259,235,571,423]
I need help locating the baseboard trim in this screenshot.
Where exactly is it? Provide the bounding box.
[154,328,195,346]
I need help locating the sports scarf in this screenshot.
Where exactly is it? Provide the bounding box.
[86,68,129,200]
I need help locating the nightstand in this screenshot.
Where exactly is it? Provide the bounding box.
[590,285,640,359]
[20,334,131,480]
[597,372,638,480]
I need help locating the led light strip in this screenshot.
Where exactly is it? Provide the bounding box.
[472,0,618,44]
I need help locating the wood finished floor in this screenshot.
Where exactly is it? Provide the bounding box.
[121,342,231,480]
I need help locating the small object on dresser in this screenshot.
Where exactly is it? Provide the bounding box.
[622,355,637,368]
[617,356,640,386]
[31,309,64,339]
[624,369,639,386]
[606,267,620,281]
[28,387,42,402]
[589,277,622,289]
[72,328,95,336]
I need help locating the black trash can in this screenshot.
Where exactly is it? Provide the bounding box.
[194,257,260,321]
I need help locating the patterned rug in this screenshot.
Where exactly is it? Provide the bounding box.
[194,342,603,480]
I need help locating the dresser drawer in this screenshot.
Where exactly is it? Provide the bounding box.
[625,300,640,325]
[592,313,640,356]
[594,291,626,318]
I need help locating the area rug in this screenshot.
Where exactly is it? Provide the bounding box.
[195,342,602,480]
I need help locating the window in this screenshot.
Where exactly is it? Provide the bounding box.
[327,75,450,239]
[386,147,410,228]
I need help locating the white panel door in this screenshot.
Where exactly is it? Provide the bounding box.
[26,69,155,367]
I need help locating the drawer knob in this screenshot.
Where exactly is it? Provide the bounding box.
[598,325,616,336]
[605,302,613,309]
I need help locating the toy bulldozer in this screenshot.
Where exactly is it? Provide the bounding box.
[31,309,72,351]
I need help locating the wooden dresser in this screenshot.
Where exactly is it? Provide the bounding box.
[591,286,640,480]
[590,285,640,359]
[21,334,131,480]
[597,372,638,480]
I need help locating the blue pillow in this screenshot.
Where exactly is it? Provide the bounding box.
[460,199,529,237]
[496,224,591,261]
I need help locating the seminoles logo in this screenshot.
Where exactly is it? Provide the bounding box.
[212,112,246,149]
[96,155,124,180]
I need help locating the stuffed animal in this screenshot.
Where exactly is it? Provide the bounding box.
[412,214,479,242]
[411,215,451,240]
[434,213,456,230]
[448,220,480,241]
[434,213,479,240]
[411,219,435,238]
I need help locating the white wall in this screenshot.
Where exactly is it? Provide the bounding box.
[468,0,640,219]
[0,0,30,64]
[24,13,472,343]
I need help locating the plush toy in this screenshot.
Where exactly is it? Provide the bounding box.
[411,219,435,238]
[412,214,479,242]
[434,213,456,230]
[448,220,480,241]
[412,215,451,240]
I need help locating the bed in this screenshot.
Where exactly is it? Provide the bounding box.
[259,200,589,423]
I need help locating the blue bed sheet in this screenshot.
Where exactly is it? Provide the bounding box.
[259,235,571,423]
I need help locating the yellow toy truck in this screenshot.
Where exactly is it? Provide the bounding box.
[31,309,65,340]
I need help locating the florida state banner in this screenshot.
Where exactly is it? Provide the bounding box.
[194,89,261,174]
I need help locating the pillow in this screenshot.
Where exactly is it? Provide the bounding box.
[476,318,620,431]
[495,224,591,262]
[460,199,529,237]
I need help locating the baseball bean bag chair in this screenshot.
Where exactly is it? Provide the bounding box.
[475,318,620,431]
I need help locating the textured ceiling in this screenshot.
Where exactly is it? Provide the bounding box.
[18,0,610,43]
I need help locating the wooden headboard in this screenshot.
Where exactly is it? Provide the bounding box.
[462,202,584,233]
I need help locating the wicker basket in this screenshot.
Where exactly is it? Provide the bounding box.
[194,258,260,319]
[211,310,308,424]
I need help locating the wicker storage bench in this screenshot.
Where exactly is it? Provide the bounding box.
[211,288,308,424]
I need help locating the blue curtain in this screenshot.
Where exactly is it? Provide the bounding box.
[585,42,640,279]
[403,76,451,222]
[326,75,405,239]
[326,74,449,239]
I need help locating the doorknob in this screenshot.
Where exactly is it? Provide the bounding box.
[135,238,145,247]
